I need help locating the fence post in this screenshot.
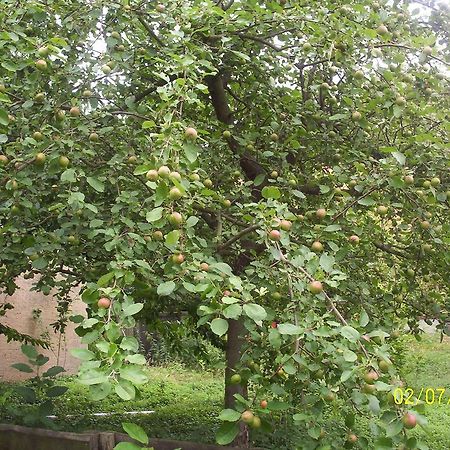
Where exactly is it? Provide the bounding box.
[98,432,116,450]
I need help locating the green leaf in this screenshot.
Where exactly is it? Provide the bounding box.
[358,197,376,206]
[123,303,144,316]
[15,386,36,402]
[319,253,334,272]
[120,365,149,385]
[32,257,48,270]
[269,400,290,411]
[165,230,180,246]
[11,363,33,373]
[392,151,406,166]
[216,422,240,445]
[113,443,142,450]
[21,344,38,360]
[142,120,156,129]
[61,168,76,183]
[86,177,105,192]
[360,309,369,327]
[125,354,146,365]
[97,271,115,287]
[46,386,68,397]
[223,304,242,319]
[122,422,148,445]
[79,369,108,386]
[211,318,229,336]
[89,382,112,401]
[71,348,96,361]
[324,225,341,232]
[120,337,139,352]
[262,185,281,199]
[243,303,267,322]
[146,207,164,222]
[185,216,199,228]
[0,108,9,126]
[184,143,199,163]
[219,409,241,422]
[278,323,302,335]
[115,379,136,401]
[343,349,357,362]
[340,326,360,343]
[42,366,65,377]
[157,281,176,296]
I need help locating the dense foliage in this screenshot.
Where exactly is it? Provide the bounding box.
[0,0,449,448]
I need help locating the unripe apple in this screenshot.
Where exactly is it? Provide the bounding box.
[34,152,46,164]
[363,370,379,384]
[395,96,406,106]
[349,235,360,245]
[222,130,231,139]
[268,229,281,241]
[146,169,158,181]
[222,199,231,208]
[98,297,111,309]
[168,211,183,226]
[323,391,335,402]
[69,106,80,117]
[169,171,182,181]
[311,241,324,252]
[270,170,278,178]
[271,321,278,329]
[379,360,390,373]
[402,412,417,429]
[347,433,358,444]
[423,180,431,188]
[55,110,65,121]
[422,243,432,253]
[172,253,185,264]
[190,173,200,181]
[280,220,292,231]
[0,155,8,166]
[203,179,213,188]
[0,84,6,93]
[316,208,326,219]
[35,59,47,70]
[404,175,414,185]
[230,374,241,385]
[303,42,312,51]
[111,31,120,39]
[249,416,261,429]
[260,400,268,409]
[82,89,93,97]
[158,165,171,178]
[270,133,279,142]
[422,46,433,56]
[37,46,49,57]
[169,187,182,200]
[377,205,388,215]
[59,156,70,168]
[430,177,440,187]
[241,410,254,424]
[33,131,44,141]
[200,262,209,272]
[362,383,376,394]
[351,111,362,121]
[185,127,198,139]
[354,70,364,80]
[101,64,112,74]
[272,291,281,300]
[127,155,137,164]
[34,92,45,103]
[376,24,389,35]
[223,290,231,297]
[155,3,165,12]
[420,220,430,230]
[153,230,163,241]
[309,280,323,294]
[86,133,98,143]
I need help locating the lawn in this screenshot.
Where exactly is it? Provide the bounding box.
[1,334,450,449]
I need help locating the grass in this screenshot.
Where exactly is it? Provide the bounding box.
[1,335,450,449]
[400,333,450,450]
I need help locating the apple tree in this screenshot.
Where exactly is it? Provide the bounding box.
[0,0,449,448]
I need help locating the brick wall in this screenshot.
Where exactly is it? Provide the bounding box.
[0,277,86,381]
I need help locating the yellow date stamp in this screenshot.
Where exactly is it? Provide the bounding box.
[393,388,450,406]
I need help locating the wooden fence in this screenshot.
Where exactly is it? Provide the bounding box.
[0,424,266,450]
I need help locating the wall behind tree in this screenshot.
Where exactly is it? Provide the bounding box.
[0,277,85,381]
